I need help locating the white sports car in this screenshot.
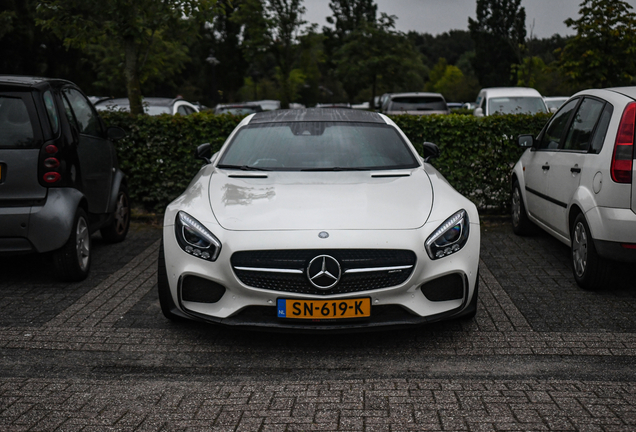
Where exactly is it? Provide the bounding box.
[159,109,480,331]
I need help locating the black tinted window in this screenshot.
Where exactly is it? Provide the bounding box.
[219,122,419,171]
[0,96,35,149]
[563,98,605,151]
[389,96,447,111]
[538,99,578,150]
[590,104,613,154]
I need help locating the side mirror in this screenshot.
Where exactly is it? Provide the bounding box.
[106,126,126,140]
[195,143,212,164]
[473,107,484,117]
[518,135,535,148]
[422,142,440,162]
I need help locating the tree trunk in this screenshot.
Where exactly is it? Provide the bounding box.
[124,37,143,116]
[370,73,377,111]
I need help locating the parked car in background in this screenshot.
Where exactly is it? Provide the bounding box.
[544,96,569,112]
[214,103,263,115]
[351,101,370,110]
[473,87,548,116]
[159,108,480,331]
[383,92,450,116]
[447,102,464,111]
[94,97,199,115]
[248,100,280,111]
[315,103,351,108]
[511,88,636,290]
[0,76,130,281]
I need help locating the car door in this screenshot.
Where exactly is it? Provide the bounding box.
[546,97,610,237]
[61,87,113,214]
[523,98,579,225]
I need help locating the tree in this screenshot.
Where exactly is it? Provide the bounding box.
[468,0,526,87]
[335,15,426,106]
[558,0,636,88]
[324,0,377,41]
[36,0,217,115]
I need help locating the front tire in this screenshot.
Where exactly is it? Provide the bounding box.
[100,185,130,243]
[158,239,182,321]
[53,207,91,282]
[511,180,534,235]
[571,213,611,290]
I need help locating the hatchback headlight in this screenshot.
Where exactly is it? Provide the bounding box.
[175,211,222,261]
[425,209,469,260]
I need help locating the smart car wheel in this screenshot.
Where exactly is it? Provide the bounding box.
[571,213,610,290]
[511,180,534,236]
[100,185,130,243]
[53,207,91,282]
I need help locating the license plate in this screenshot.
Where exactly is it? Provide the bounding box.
[277,298,371,319]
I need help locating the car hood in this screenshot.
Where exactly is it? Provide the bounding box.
[208,169,433,231]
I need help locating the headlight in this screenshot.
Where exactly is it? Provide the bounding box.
[425,209,469,260]
[175,211,222,261]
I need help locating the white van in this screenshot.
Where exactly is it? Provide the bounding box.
[473,87,548,116]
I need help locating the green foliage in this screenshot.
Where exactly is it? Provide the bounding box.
[468,0,526,87]
[558,0,636,88]
[103,111,550,214]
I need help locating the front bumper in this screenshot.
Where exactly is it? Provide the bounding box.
[162,223,480,331]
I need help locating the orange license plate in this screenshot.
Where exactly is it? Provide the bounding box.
[277,298,371,319]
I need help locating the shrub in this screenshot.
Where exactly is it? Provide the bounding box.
[102,111,551,214]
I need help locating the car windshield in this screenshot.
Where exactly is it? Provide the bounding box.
[218,122,420,171]
[488,97,547,115]
[0,96,35,149]
[389,96,447,111]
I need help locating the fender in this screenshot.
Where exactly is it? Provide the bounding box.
[570,186,598,234]
[28,188,85,253]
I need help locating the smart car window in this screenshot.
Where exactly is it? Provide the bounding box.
[537,99,579,150]
[0,96,35,149]
[63,88,102,137]
[42,90,59,135]
[488,97,547,115]
[563,98,605,152]
[218,122,419,170]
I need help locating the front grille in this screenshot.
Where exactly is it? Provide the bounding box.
[231,249,416,295]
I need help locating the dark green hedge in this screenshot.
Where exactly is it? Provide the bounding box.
[102,111,551,214]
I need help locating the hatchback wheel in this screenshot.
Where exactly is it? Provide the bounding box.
[53,207,91,281]
[511,180,534,235]
[571,213,610,290]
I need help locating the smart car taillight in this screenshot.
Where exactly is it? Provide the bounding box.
[611,102,635,184]
[43,172,62,183]
[43,157,60,169]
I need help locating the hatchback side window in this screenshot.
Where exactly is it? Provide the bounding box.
[589,104,613,154]
[177,105,189,115]
[562,98,605,152]
[62,88,102,137]
[537,98,579,150]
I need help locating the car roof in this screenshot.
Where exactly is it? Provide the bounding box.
[480,87,543,98]
[248,108,385,124]
[95,97,180,107]
[606,87,636,100]
[0,75,75,91]
[390,92,445,99]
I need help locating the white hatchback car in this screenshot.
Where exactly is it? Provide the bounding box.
[511,88,636,289]
[159,108,480,331]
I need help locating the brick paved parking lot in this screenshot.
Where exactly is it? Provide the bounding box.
[1,220,635,431]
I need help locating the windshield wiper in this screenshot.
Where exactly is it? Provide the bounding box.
[301,167,372,171]
[217,164,271,171]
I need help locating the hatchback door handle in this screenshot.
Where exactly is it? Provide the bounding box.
[542,165,550,170]
[571,167,581,174]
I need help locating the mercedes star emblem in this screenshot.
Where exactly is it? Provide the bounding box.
[307,255,341,290]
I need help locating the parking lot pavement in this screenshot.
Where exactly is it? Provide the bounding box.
[1,220,636,431]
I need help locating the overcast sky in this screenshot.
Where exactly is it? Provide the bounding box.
[302,0,636,38]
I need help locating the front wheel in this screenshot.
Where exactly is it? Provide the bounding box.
[511,180,534,235]
[53,207,91,281]
[571,213,611,290]
[100,185,130,243]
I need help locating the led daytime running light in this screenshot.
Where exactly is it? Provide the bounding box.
[176,211,221,261]
[425,209,469,260]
